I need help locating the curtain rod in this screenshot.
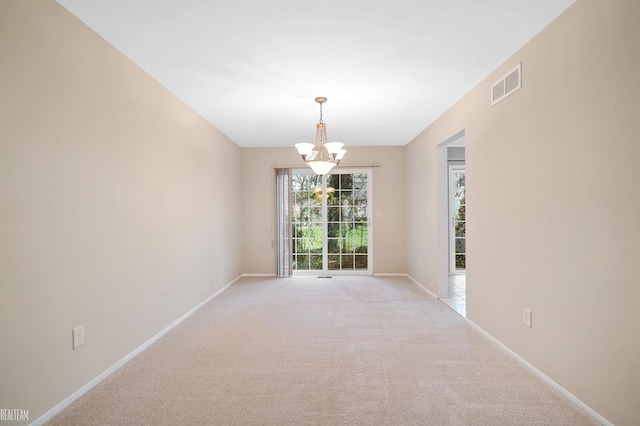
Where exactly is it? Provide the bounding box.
[272,164,381,169]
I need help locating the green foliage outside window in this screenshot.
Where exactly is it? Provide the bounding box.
[454,173,466,269]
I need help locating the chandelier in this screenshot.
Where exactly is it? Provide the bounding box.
[295,97,346,175]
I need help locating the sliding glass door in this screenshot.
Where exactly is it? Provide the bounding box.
[292,168,371,274]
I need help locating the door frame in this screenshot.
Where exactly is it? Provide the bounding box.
[292,167,373,275]
[437,130,465,299]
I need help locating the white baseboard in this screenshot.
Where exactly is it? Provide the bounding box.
[465,319,612,426]
[241,273,276,277]
[32,275,241,426]
[404,274,439,300]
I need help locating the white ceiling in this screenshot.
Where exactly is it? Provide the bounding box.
[57,0,575,148]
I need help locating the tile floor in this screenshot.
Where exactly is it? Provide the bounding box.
[442,273,466,317]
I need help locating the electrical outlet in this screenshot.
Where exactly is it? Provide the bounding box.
[522,308,532,328]
[73,325,85,349]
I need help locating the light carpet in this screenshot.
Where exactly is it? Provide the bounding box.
[47,276,600,425]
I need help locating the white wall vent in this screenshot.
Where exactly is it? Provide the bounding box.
[491,62,521,106]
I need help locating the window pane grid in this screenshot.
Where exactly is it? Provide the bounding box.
[292,171,369,272]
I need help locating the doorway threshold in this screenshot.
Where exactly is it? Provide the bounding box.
[442,273,466,317]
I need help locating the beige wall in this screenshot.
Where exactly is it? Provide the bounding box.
[0,1,242,421]
[406,0,640,424]
[242,147,407,275]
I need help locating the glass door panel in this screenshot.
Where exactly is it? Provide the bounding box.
[326,172,369,271]
[291,173,323,271]
[449,167,466,273]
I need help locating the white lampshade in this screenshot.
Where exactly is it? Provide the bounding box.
[307,160,337,175]
[295,143,315,159]
[324,142,344,154]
